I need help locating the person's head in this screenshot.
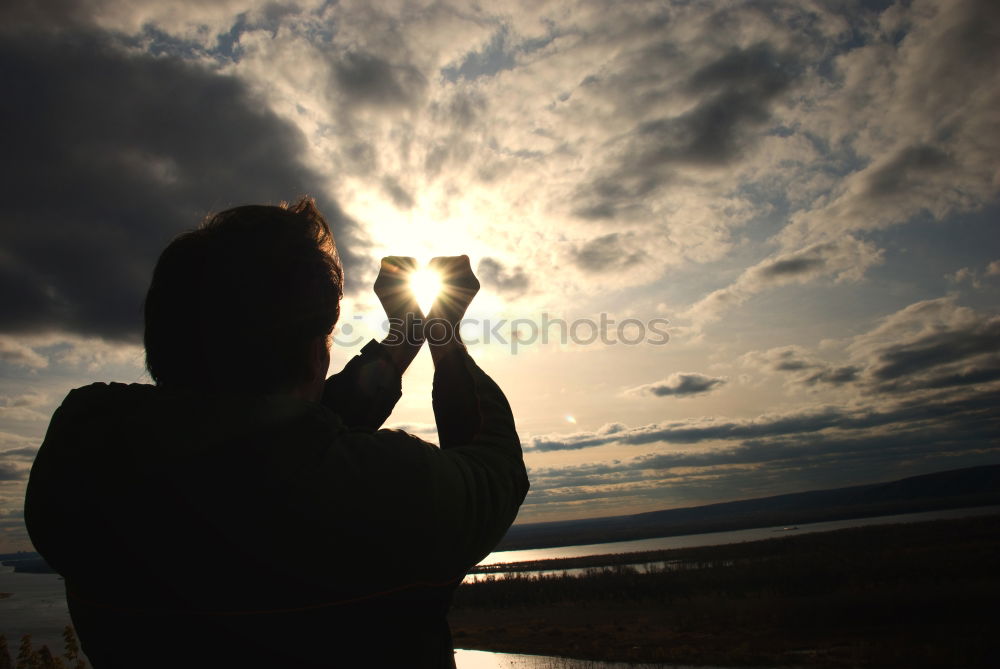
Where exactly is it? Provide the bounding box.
[143,197,343,399]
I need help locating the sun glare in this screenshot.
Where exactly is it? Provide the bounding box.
[409,267,443,313]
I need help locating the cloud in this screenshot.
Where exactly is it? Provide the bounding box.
[0,462,26,481]
[685,236,884,327]
[0,333,143,372]
[673,0,1000,329]
[657,42,800,166]
[742,298,1000,395]
[0,24,365,340]
[571,233,646,272]
[0,446,38,460]
[863,144,953,198]
[569,40,802,223]
[521,390,1000,516]
[442,26,517,82]
[477,257,530,297]
[627,373,726,398]
[0,431,37,452]
[946,267,980,288]
[777,0,1000,247]
[854,299,1000,393]
[741,346,860,388]
[334,50,427,109]
[946,259,1000,289]
[3,0,992,330]
[381,176,415,210]
[526,387,1000,452]
[0,337,48,368]
[1,392,47,409]
[869,324,1000,382]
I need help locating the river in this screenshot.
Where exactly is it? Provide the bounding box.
[476,505,1000,567]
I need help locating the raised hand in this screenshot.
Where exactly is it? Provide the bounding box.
[374,256,422,326]
[372,256,424,372]
[426,255,480,327]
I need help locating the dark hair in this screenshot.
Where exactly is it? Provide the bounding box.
[144,197,343,393]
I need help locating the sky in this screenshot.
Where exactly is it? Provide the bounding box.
[1,0,999,552]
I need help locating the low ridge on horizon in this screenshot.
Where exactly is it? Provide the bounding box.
[499,463,1000,551]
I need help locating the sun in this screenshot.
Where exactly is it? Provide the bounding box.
[408,266,443,313]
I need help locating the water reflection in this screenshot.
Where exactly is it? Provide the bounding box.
[463,561,683,584]
[455,648,724,668]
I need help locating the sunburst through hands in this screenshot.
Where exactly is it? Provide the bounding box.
[408,266,443,314]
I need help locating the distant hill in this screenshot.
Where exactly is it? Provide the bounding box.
[499,464,1000,551]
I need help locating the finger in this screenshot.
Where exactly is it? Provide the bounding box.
[392,256,419,272]
[428,255,471,279]
[380,256,418,275]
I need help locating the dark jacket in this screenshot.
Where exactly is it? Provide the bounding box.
[24,343,528,668]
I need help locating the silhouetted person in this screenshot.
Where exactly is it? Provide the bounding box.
[24,199,529,668]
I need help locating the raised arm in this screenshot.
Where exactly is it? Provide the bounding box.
[373,256,425,375]
[425,255,482,446]
[424,256,528,567]
[322,257,426,429]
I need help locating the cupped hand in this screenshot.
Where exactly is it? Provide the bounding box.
[373,256,423,323]
[426,255,480,326]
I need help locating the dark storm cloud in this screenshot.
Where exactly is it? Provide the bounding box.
[0,28,365,340]
[628,373,725,398]
[477,257,529,297]
[334,51,427,108]
[527,387,1000,452]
